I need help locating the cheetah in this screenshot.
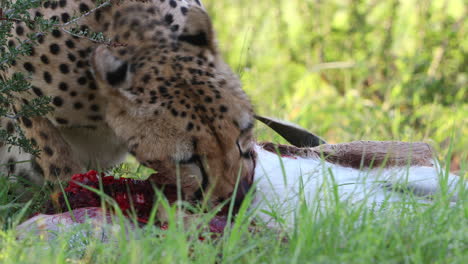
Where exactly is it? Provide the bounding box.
[0,0,256,206]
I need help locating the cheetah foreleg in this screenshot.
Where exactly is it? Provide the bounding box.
[17,115,84,182]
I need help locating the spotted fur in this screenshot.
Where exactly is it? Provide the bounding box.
[0,0,255,205]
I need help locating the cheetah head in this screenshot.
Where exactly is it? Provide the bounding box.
[92,5,255,208]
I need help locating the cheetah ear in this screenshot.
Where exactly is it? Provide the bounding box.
[178,7,216,53]
[255,115,327,148]
[92,45,132,88]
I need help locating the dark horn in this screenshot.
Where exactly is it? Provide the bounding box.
[255,115,327,148]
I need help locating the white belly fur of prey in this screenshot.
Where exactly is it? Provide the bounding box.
[251,146,464,226]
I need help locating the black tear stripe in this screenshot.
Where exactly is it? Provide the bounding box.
[179,31,208,47]
[106,62,128,86]
[196,156,209,187]
[191,138,209,201]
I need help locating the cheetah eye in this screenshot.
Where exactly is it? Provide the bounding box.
[241,149,254,159]
[236,141,254,160]
[176,154,199,164]
[236,120,254,159]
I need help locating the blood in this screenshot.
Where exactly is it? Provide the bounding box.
[43,170,229,235]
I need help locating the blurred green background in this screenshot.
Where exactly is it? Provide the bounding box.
[204,0,467,172]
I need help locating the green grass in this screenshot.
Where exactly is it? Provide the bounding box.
[0,161,467,263]
[1,0,467,263]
